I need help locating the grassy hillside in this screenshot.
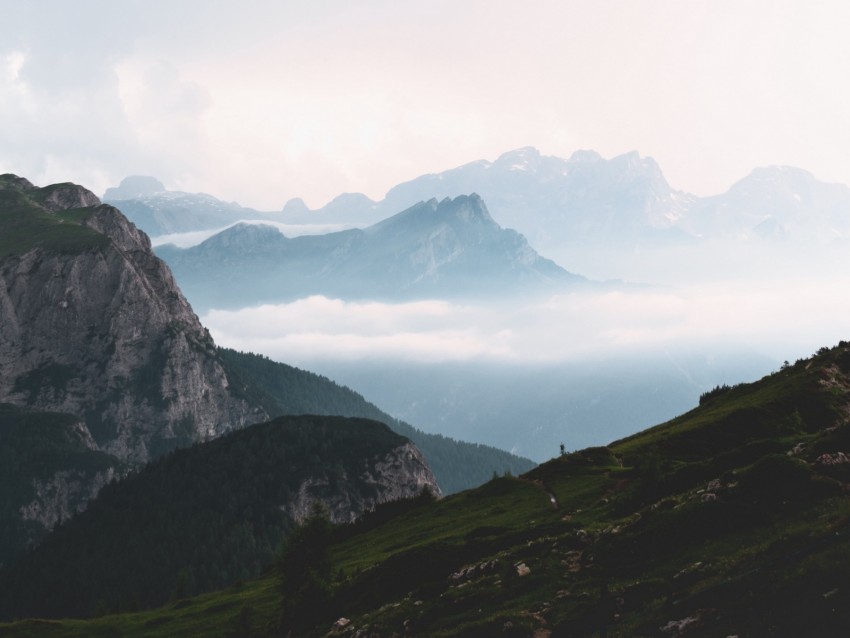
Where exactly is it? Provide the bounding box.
[5,342,850,636]
[0,176,107,258]
[219,348,537,494]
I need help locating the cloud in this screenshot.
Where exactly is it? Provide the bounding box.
[202,280,850,367]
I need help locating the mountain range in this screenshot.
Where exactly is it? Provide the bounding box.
[106,147,850,287]
[156,194,585,311]
[103,175,279,236]
[0,174,534,569]
[276,147,850,252]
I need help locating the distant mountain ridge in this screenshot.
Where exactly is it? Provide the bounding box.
[103,175,282,236]
[275,147,850,251]
[107,148,850,284]
[156,194,585,311]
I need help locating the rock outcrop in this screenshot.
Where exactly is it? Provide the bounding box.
[0,175,266,462]
[287,441,441,524]
[18,466,120,531]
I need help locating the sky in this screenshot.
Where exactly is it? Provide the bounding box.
[2,1,850,210]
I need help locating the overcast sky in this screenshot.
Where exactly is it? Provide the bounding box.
[2,0,849,210]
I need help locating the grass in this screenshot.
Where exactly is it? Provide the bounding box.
[0,186,107,259]
[4,344,850,636]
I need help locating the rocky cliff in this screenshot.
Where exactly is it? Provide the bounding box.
[0,174,265,462]
[287,440,440,523]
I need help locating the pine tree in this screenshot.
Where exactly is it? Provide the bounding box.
[278,502,333,636]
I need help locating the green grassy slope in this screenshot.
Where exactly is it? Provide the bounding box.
[5,343,850,636]
[0,176,107,258]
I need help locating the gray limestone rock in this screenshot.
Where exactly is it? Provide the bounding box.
[0,179,266,463]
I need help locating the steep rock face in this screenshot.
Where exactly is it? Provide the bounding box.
[0,177,265,462]
[287,441,441,523]
[18,466,120,531]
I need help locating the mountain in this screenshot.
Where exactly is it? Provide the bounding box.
[381,147,696,246]
[279,147,698,260]
[0,174,535,560]
[156,194,585,311]
[6,340,850,636]
[273,148,850,282]
[0,174,263,463]
[102,175,279,237]
[682,165,850,243]
[102,175,167,200]
[0,414,438,620]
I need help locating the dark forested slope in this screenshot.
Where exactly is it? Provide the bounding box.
[0,415,436,621]
[218,348,536,494]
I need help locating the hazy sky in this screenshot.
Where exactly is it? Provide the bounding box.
[2,1,849,209]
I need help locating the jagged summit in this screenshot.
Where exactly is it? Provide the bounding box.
[157,192,583,310]
[370,193,495,233]
[39,182,101,212]
[0,173,101,213]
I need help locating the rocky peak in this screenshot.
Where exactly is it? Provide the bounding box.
[38,183,101,212]
[0,174,36,191]
[436,193,495,225]
[288,439,441,524]
[82,204,154,253]
[0,177,264,462]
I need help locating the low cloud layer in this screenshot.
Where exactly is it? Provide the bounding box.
[203,280,850,367]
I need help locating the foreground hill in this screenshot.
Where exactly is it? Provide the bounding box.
[6,341,850,636]
[156,194,584,311]
[0,415,437,620]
